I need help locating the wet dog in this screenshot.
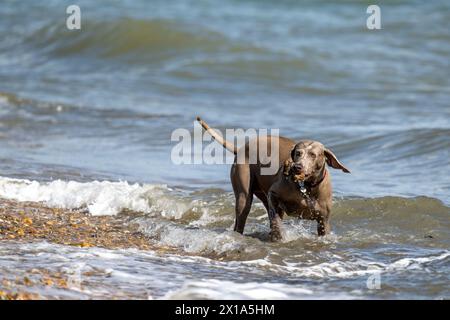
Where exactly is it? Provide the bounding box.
[197,117,350,241]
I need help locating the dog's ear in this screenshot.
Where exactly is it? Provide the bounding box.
[324,148,350,173]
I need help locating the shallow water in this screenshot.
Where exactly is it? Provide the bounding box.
[0,178,448,299]
[0,0,449,299]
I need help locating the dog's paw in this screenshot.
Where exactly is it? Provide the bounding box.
[269,230,283,242]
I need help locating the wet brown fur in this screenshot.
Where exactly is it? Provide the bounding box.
[197,117,350,241]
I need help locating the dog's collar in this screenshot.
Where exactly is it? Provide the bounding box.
[297,180,308,195]
[308,168,327,189]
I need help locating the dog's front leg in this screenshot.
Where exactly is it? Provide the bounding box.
[316,204,331,236]
[268,191,283,242]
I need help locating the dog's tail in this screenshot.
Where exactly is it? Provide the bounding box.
[196,117,237,155]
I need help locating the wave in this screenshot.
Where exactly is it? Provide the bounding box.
[163,249,450,283]
[334,128,450,164]
[21,18,264,64]
[164,251,450,299]
[11,17,317,81]
[164,279,318,299]
[263,251,450,279]
[0,91,178,123]
[0,177,190,216]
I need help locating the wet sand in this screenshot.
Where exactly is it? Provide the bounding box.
[0,199,176,300]
[0,199,160,249]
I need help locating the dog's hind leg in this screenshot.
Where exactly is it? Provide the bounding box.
[231,163,253,234]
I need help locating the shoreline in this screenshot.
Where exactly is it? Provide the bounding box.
[0,198,159,250]
[0,198,177,300]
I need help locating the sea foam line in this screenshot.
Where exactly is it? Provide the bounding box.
[0,176,190,217]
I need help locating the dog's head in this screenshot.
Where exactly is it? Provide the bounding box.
[290,140,350,182]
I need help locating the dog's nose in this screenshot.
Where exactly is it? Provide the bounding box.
[293,163,303,172]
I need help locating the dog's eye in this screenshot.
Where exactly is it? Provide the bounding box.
[309,152,316,159]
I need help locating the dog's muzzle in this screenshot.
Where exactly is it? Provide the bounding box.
[292,163,304,174]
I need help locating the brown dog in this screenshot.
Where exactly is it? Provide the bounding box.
[197,117,350,240]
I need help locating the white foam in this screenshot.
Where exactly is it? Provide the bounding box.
[386,251,450,271]
[138,220,257,255]
[164,279,313,299]
[244,251,450,279]
[163,279,356,300]
[0,176,190,216]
